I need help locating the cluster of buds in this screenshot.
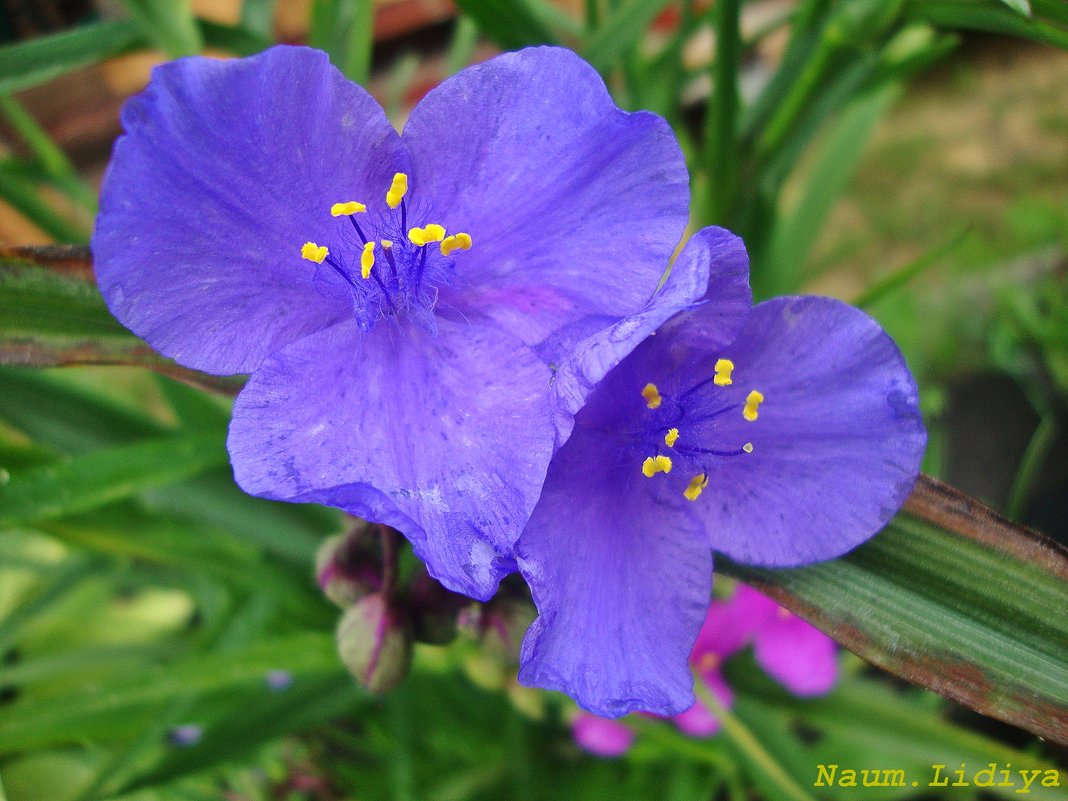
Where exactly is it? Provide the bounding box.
[321,522,533,694]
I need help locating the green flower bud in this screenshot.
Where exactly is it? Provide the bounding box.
[316,528,382,608]
[336,593,412,693]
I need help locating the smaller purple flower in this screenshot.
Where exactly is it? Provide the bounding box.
[517,227,925,717]
[167,724,203,748]
[572,713,636,757]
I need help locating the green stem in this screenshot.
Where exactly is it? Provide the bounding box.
[1005,412,1060,521]
[693,677,818,801]
[704,0,741,225]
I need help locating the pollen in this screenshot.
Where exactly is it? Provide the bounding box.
[300,242,328,264]
[664,428,679,447]
[641,455,673,477]
[386,172,408,208]
[330,201,366,217]
[641,383,662,409]
[360,241,375,279]
[683,473,708,501]
[742,442,754,454]
[743,390,764,422]
[714,358,735,386]
[440,232,472,256]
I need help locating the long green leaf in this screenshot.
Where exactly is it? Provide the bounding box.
[720,475,1068,745]
[451,0,557,50]
[0,435,227,528]
[120,0,203,58]
[582,0,673,71]
[0,21,145,95]
[907,0,1068,49]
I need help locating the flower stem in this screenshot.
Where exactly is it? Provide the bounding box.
[693,677,818,801]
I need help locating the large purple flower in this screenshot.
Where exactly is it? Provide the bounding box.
[516,227,926,716]
[92,46,693,600]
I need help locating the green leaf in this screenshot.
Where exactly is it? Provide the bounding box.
[308,0,374,83]
[582,0,673,71]
[719,475,1068,745]
[998,0,1033,16]
[0,20,145,95]
[451,0,557,51]
[0,434,227,529]
[0,162,90,243]
[906,1,1068,49]
[120,0,203,58]
[197,18,272,57]
[703,0,742,225]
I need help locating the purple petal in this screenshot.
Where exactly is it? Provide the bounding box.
[403,47,689,357]
[754,611,839,697]
[671,670,733,737]
[572,713,635,757]
[94,46,407,375]
[550,227,750,444]
[515,426,712,717]
[695,296,926,566]
[227,317,554,600]
[691,585,766,663]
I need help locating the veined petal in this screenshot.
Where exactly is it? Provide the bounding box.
[516,426,711,717]
[698,296,926,566]
[94,46,407,375]
[403,47,689,357]
[550,227,750,445]
[227,317,554,600]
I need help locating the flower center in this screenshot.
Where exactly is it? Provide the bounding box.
[636,358,762,502]
[299,172,473,332]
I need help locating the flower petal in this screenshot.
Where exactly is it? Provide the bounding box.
[516,426,712,717]
[227,317,554,600]
[696,296,926,566]
[403,46,689,356]
[572,713,635,757]
[94,46,407,375]
[550,227,749,444]
[754,611,839,697]
[671,670,733,737]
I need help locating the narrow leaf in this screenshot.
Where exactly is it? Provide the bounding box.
[120,0,203,58]
[582,0,673,71]
[720,474,1068,745]
[0,21,145,95]
[451,0,557,50]
[0,434,227,528]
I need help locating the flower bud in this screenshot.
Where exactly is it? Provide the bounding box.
[479,597,537,663]
[336,593,412,693]
[315,529,382,608]
[405,568,473,645]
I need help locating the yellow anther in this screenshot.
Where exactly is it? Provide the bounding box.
[381,239,393,249]
[300,242,328,264]
[683,473,709,501]
[714,358,735,386]
[664,428,679,447]
[696,652,720,672]
[423,223,446,242]
[743,390,764,422]
[330,201,366,217]
[742,442,754,454]
[408,227,427,246]
[360,241,375,279]
[641,383,662,409]
[641,455,673,477]
[386,172,408,208]
[440,232,473,256]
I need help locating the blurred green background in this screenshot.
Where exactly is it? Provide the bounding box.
[0,1,1066,799]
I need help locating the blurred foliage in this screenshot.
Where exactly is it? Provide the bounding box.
[0,0,1067,799]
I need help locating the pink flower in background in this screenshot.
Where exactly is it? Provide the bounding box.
[573,584,838,756]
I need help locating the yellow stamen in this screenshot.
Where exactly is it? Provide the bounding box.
[641,455,673,477]
[696,652,720,672]
[381,239,393,249]
[386,172,408,208]
[641,383,662,409]
[683,473,708,501]
[330,201,366,217]
[408,227,427,246]
[714,358,735,386]
[440,232,473,256]
[360,241,375,279]
[742,442,754,454]
[300,242,328,264]
[664,428,679,447]
[423,223,446,242]
[743,390,764,422]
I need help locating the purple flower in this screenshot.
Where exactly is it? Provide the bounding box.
[92,45,692,600]
[516,227,926,716]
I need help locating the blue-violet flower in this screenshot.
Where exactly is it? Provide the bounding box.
[515,227,926,716]
[92,45,695,600]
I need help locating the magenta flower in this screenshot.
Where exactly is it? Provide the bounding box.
[517,227,925,716]
[92,46,693,600]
